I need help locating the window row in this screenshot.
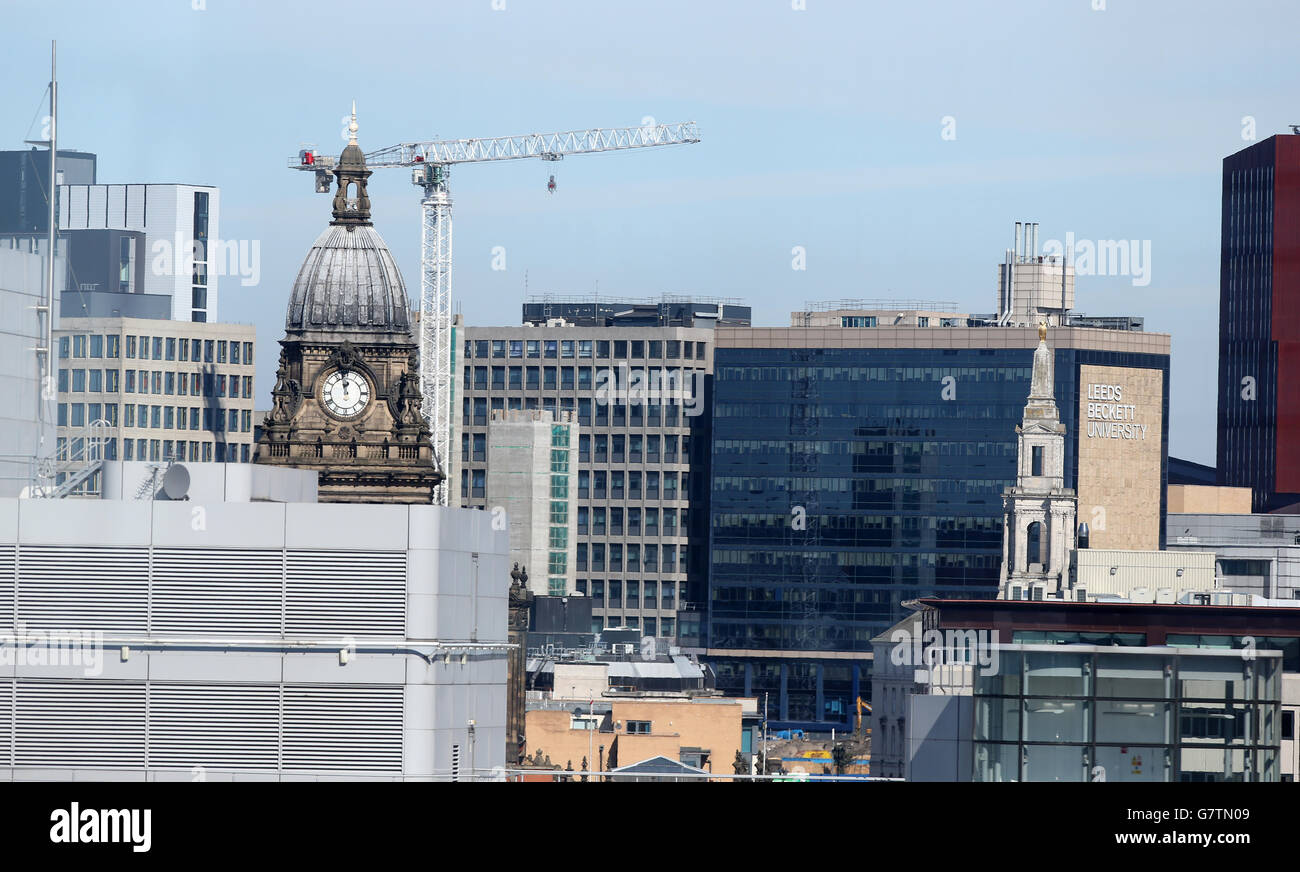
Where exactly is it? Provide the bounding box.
[464,364,703,392]
[575,543,688,574]
[462,396,692,428]
[575,470,686,501]
[577,505,687,537]
[466,338,706,361]
[57,403,251,433]
[60,369,253,399]
[122,438,250,464]
[53,436,250,465]
[461,434,687,469]
[59,334,252,365]
[575,579,686,610]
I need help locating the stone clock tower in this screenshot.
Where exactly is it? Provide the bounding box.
[256,107,444,503]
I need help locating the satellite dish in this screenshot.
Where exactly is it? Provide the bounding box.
[162,463,191,500]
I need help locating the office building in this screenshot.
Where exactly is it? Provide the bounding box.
[1167,510,1300,601]
[1218,133,1300,512]
[888,597,1297,781]
[458,307,737,639]
[54,317,257,481]
[0,462,509,781]
[486,409,578,596]
[0,148,96,234]
[706,306,1169,730]
[1,147,226,322]
[57,181,222,322]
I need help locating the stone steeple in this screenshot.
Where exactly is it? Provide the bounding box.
[998,324,1078,600]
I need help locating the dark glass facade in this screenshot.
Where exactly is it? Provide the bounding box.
[706,344,1169,731]
[1218,135,1300,511]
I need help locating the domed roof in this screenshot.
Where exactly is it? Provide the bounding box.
[284,223,412,336]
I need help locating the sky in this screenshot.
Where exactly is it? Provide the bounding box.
[7,0,1300,464]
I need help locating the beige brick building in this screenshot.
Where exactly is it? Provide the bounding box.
[56,316,256,473]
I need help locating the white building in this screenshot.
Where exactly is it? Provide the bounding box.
[0,238,62,498]
[0,463,511,780]
[59,183,221,322]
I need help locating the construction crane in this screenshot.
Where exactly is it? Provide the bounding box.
[290,120,702,504]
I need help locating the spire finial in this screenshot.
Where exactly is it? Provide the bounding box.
[349,100,358,145]
[1038,321,1047,342]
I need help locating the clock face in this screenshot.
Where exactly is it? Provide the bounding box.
[321,368,371,419]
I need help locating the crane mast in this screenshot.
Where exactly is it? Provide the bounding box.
[291,121,701,505]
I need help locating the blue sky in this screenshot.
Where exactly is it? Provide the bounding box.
[7,0,1300,464]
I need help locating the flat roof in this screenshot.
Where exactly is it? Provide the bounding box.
[916,597,1300,638]
[714,325,1170,356]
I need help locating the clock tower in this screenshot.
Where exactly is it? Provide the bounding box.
[256,106,444,503]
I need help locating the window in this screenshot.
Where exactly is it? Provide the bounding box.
[88,370,102,392]
[59,336,70,359]
[89,335,103,358]
[1031,445,1043,477]
[73,335,86,358]
[1027,521,1042,566]
[72,369,86,392]
[841,316,877,327]
[626,720,651,735]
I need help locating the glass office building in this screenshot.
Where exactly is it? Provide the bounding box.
[706,328,1169,731]
[973,645,1282,782]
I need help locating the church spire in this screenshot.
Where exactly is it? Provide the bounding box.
[1024,321,1058,421]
